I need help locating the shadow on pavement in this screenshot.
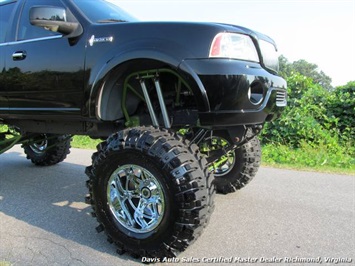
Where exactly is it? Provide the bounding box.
[0,150,140,264]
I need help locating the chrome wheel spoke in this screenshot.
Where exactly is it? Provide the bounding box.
[114,176,125,195]
[134,199,149,229]
[145,196,162,218]
[109,178,136,226]
[120,198,136,226]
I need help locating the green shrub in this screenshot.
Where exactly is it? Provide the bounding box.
[261,73,340,150]
[325,81,355,149]
[261,72,354,171]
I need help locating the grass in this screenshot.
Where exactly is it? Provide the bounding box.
[262,143,355,175]
[1,125,354,175]
[72,135,101,150]
[261,162,354,175]
[71,135,354,175]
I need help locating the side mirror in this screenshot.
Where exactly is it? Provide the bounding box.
[30,6,83,37]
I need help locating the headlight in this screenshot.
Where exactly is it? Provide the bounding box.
[209,33,259,62]
[259,40,279,73]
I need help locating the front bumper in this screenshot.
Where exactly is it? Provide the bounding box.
[179,59,287,127]
[199,88,286,127]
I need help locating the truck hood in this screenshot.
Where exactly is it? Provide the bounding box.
[88,21,276,59]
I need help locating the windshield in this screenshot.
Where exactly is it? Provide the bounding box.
[72,0,137,23]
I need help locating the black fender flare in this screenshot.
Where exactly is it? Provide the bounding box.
[87,49,211,119]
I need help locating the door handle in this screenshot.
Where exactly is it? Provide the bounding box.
[12,51,27,61]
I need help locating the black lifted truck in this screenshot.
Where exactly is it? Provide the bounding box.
[0,0,287,259]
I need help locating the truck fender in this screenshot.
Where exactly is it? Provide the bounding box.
[87,49,210,119]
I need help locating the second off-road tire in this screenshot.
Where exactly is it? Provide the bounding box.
[203,131,261,194]
[22,134,72,166]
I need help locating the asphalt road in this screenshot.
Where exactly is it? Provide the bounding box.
[0,146,354,266]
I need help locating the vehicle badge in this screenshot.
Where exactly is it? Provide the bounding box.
[89,35,114,46]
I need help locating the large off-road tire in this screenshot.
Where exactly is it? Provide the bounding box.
[22,134,72,166]
[85,127,215,259]
[203,131,261,194]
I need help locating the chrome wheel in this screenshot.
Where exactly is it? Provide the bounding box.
[107,164,165,234]
[29,135,48,154]
[213,150,235,176]
[202,136,236,176]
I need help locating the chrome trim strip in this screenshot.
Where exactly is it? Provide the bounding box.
[0,35,62,47]
[8,107,80,111]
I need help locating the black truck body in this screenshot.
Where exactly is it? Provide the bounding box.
[0,0,287,260]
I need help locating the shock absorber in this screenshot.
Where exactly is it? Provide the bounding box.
[138,74,171,129]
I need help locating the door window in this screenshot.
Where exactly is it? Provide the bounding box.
[0,1,16,43]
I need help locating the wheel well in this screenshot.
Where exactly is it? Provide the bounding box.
[97,59,205,127]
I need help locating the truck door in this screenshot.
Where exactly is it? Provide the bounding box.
[0,0,17,114]
[4,0,85,117]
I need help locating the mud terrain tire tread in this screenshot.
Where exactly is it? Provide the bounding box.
[85,126,215,259]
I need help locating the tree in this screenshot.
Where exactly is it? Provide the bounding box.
[278,55,292,79]
[326,81,355,148]
[278,55,333,91]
